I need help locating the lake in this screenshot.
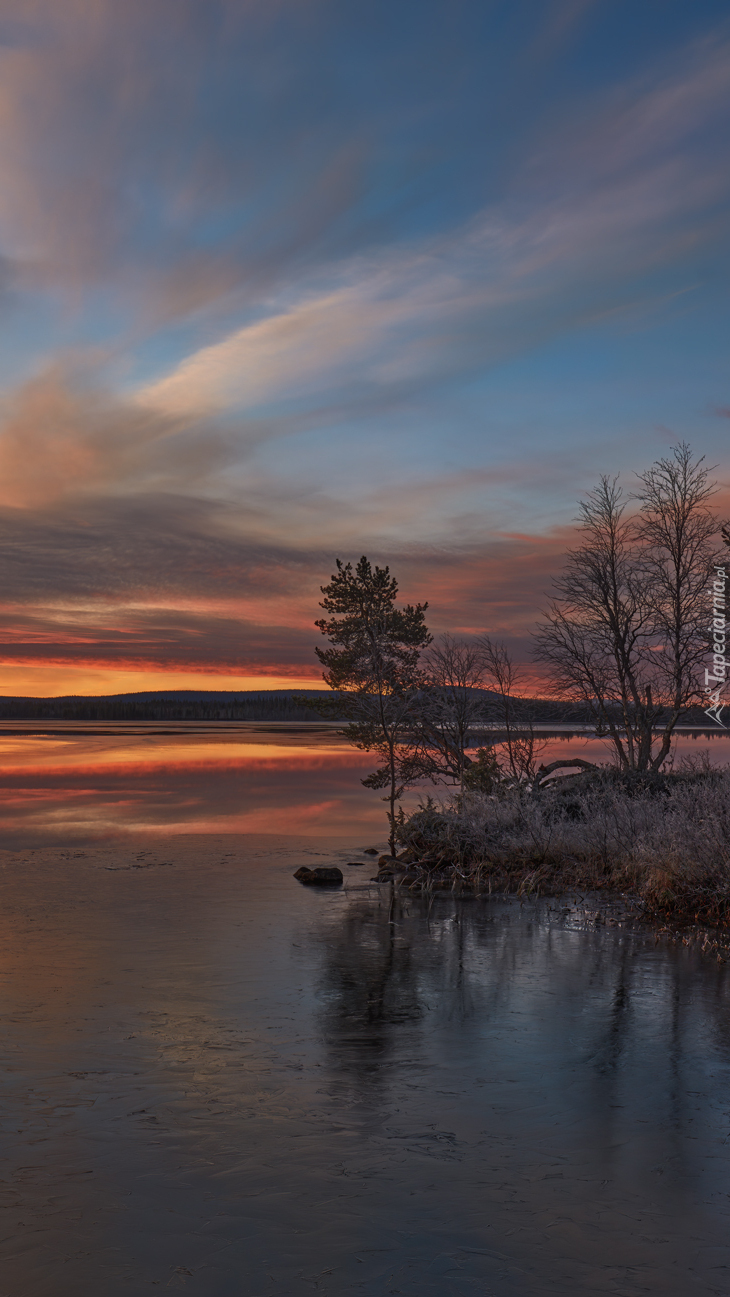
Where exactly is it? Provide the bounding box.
[0,720,728,845]
[1,724,729,1295]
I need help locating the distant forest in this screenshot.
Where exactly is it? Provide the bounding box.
[0,689,714,726]
[0,689,333,722]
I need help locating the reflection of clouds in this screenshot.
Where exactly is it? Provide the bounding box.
[500,731,730,768]
[0,730,386,842]
[1,727,728,845]
[0,738,368,770]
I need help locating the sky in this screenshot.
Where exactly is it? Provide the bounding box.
[0,0,728,696]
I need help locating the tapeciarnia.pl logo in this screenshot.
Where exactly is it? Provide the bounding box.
[705,564,728,727]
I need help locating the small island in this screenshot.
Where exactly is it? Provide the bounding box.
[298,445,730,953]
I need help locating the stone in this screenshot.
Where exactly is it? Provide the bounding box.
[346,861,365,867]
[363,848,379,855]
[293,866,343,886]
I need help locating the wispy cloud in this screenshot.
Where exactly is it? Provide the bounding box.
[0,0,372,322]
[139,31,730,418]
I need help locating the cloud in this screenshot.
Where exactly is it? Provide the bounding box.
[0,7,726,694]
[0,0,377,322]
[523,0,602,65]
[0,0,724,351]
[0,487,320,602]
[138,30,730,418]
[0,470,575,679]
[0,369,184,507]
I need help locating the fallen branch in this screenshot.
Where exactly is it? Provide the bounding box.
[535,758,599,785]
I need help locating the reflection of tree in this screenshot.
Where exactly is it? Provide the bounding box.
[315,890,424,1092]
[704,962,730,1055]
[313,887,730,1188]
[314,894,536,1096]
[592,948,632,1077]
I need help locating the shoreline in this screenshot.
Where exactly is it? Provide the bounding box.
[372,853,730,961]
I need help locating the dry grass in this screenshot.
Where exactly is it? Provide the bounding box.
[394,766,730,925]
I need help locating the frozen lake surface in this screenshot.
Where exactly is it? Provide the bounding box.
[0,726,729,1294]
[0,836,729,1295]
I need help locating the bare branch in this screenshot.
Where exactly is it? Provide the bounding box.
[533,445,720,772]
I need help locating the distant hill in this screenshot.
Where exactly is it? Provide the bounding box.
[0,689,713,726]
[0,689,337,722]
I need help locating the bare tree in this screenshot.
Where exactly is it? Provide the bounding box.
[415,635,489,788]
[533,446,717,772]
[634,442,718,768]
[478,636,547,782]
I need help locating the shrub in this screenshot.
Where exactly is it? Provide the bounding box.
[396,768,730,922]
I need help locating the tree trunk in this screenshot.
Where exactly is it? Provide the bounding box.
[388,742,397,856]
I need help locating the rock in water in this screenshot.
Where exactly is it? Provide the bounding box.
[293,866,343,886]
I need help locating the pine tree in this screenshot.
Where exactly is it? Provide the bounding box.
[315,557,431,854]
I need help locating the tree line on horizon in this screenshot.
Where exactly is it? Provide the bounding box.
[0,688,584,725]
[306,444,727,853]
[0,691,330,723]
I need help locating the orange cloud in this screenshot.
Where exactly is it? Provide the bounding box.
[0,368,205,509]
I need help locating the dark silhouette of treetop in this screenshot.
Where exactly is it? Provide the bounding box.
[315,557,431,694]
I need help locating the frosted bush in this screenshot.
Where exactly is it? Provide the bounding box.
[397,770,730,919]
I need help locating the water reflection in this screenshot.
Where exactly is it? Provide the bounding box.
[314,890,730,1246]
[315,890,425,1088]
[505,726,730,771]
[1,715,730,845]
[0,841,729,1295]
[0,721,729,845]
[0,725,384,842]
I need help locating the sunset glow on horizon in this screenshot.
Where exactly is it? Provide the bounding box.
[0,664,324,699]
[0,0,727,691]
